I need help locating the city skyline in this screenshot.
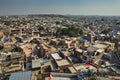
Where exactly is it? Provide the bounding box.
[0,0,120,16]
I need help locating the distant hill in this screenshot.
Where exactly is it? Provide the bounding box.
[27,14,68,18]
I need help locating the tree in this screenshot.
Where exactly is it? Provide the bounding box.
[68,31,76,37]
[116,22,120,25]
[38,25,44,31]
[79,29,83,35]
[57,27,83,37]
[101,29,109,34]
[4,21,11,26]
[55,21,60,25]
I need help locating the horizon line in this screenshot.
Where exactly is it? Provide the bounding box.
[1,14,120,17]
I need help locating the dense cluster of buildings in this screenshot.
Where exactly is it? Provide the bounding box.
[0,15,120,80]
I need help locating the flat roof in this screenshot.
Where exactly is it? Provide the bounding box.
[93,44,107,49]
[20,43,35,55]
[61,51,70,56]
[87,46,98,53]
[96,49,104,53]
[32,59,41,68]
[73,64,97,72]
[50,72,77,80]
[9,71,31,80]
[51,53,62,60]
[56,59,71,67]
[76,49,83,53]
[68,67,77,73]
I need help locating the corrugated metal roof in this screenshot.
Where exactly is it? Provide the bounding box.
[9,71,31,80]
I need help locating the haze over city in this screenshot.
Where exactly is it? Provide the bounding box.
[0,0,120,80]
[0,0,120,16]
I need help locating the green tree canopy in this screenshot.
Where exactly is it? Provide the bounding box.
[38,25,44,31]
[57,26,83,37]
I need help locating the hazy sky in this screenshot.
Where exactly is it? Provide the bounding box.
[0,0,120,15]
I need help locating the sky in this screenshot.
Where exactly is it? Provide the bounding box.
[0,0,120,16]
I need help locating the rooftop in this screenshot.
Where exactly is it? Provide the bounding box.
[51,53,62,60]
[32,59,41,68]
[9,71,31,80]
[56,59,71,67]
